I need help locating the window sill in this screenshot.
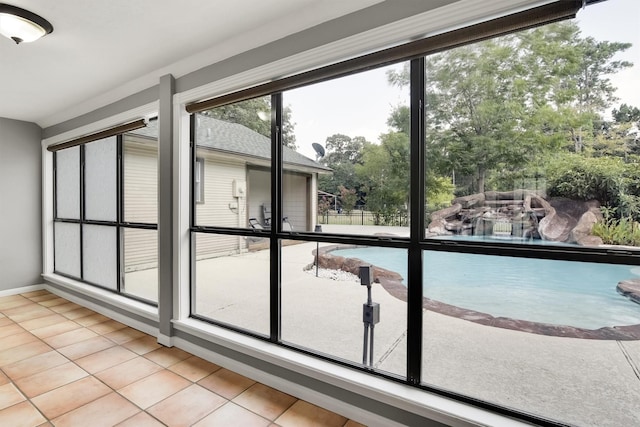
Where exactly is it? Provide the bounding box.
[173,318,529,427]
[42,273,159,332]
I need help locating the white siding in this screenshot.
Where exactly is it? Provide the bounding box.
[195,152,248,258]
[123,228,157,271]
[247,168,270,226]
[120,141,314,264]
[283,172,309,231]
[123,136,158,269]
[124,137,158,224]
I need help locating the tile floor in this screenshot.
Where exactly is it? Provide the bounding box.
[0,290,366,427]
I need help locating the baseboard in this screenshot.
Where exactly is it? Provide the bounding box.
[0,284,45,297]
[157,333,173,347]
[43,281,158,338]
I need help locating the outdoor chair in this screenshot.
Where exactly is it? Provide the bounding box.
[250,216,293,231]
[262,203,272,227]
[261,203,293,231]
[248,218,264,230]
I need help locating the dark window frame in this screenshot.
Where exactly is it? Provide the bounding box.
[53,131,159,306]
[186,2,639,425]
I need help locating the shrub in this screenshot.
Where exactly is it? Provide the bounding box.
[545,154,640,220]
[592,208,640,246]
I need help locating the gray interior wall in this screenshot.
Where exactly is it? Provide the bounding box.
[0,118,43,291]
[42,85,159,140]
[176,0,453,94]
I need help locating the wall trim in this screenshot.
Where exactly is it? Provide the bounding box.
[157,333,173,347]
[43,274,159,333]
[42,102,159,148]
[0,284,45,298]
[174,0,552,107]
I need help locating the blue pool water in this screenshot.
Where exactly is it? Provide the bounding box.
[333,247,640,329]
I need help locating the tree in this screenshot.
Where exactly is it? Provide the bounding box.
[204,97,298,149]
[385,96,456,211]
[338,185,358,222]
[356,132,409,224]
[517,22,632,153]
[613,104,640,124]
[387,21,633,194]
[317,134,369,196]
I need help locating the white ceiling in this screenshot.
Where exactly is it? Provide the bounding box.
[0,0,383,127]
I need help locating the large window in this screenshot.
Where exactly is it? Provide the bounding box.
[283,64,410,237]
[53,122,159,304]
[190,98,273,337]
[187,1,640,425]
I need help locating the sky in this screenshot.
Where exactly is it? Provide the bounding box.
[286,0,640,160]
[577,0,640,113]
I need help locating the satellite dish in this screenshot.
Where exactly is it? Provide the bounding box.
[312,143,325,160]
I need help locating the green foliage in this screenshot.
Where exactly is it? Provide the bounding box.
[317,134,369,196]
[426,174,456,212]
[323,21,635,225]
[356,132,409,224]
[545,153,640,220]
[205,97,297,149]
[388,21,633,195]
[545,154,624,203]
[592,208,640,246]
[613,103,640,124]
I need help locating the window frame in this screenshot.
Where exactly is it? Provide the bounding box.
[194,157,204,204]
[185,2,640,425]
[53,131,159,306]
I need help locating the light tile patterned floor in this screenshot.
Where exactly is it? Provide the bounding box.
[0,291,366,427]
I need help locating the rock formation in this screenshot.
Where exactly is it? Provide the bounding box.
[427,190,602,246]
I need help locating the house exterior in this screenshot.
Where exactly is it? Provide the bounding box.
[124,116,329,266]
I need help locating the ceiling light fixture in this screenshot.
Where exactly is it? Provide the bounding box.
[0,3,53,44]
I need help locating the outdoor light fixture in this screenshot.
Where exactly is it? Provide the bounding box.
[0,3,53,44]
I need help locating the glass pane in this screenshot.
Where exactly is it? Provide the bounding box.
[194,97,271,229]
[83,224,117,290]
[424,4,640,253]
[284,63,410,236]
[281,241,407,377]
[123,228,158,303]
[84,136,117,222]
[55,146,80,219]
[124,127,158,224]
[193,232,269,336]
[422,250,640,425]
[54,222,80,277]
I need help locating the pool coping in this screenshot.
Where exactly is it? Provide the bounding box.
[313,244,640,341]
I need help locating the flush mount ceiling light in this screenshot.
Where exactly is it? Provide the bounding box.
[0,3,53,44]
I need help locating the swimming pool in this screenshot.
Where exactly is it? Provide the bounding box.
[332,247,640,329]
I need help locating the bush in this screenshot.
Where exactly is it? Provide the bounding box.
[545,154,640,220]
[592,209,640,246]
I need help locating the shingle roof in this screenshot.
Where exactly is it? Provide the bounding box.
[130,116,330,172]
[196,116,329,171]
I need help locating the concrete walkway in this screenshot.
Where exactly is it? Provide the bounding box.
[128,234,640,426]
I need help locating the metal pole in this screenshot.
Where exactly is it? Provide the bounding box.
[363,324,369,365]
[369,324,375,367]
[314,225,322,277]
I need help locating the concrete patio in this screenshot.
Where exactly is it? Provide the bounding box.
[126,226,640,427]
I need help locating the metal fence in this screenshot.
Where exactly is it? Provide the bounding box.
[317,209,408,226]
